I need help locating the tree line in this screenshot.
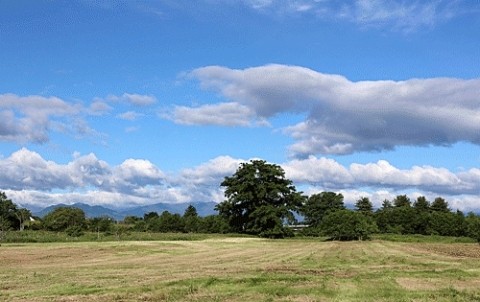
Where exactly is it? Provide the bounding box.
[1,159,480,241]
[0,193,229,239]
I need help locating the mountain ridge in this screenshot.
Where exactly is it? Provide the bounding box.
[33,202,218,220]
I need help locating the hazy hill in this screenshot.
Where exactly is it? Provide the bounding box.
[33,202,218,220]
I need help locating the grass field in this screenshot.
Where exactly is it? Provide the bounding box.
[1,237,480,301]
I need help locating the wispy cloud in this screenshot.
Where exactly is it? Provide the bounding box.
[117,111,143,121]
[242,0,476,32]
[89,100,113,116]
[163,102,269,127]
[107,93,157,106]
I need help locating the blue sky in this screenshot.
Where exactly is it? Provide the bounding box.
[1,0,480,211]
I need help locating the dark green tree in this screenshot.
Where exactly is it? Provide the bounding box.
[216,160,304,238]
[355,197,374,215]
[413,196,430,211]
[321,209,378,241]
[198,215,230,233]
[393,195,411,208]
[144,211,159,221]
[380,199,393,210]
[183,205,200,233]
[0,193,31,233]
[88,216,114,233]
[375,199,415,234]
[466,212,480,243]
[42,207,87,232]
[122,216,145,231]
[148,211,184,232]
[123,215,142,225]
[452,210,467,237]
[430,197,450,213]
[429,211,456,236]
[302,191,345,228]
[412,196,431,235]
[0,192,20,230]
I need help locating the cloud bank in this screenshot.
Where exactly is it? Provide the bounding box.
[177,64,480,157]
[2,148,479,212]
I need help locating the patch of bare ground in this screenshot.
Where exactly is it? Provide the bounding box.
[393,242,480,259]
[396,277,480,291]
[262,265,357,278]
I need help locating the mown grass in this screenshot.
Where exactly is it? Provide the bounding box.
[1,237,479,301]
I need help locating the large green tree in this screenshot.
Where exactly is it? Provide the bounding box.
[42,207,86,232]
[302,191,345,228]
[216,160,304,238]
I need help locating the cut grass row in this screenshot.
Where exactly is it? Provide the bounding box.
[1,236,480,301]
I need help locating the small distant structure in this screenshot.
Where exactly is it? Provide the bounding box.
[287,224,309,232]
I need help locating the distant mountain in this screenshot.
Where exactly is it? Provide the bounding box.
[122,202,217,218]
[34,203,124,220]
[33,202,218,220]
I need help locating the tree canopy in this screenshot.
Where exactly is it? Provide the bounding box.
[301,191,345,228]
[321,210,378,241]
[42,207,86,232]
[216,160,304,238]
[0,192,31,231]
[355,197,374,215]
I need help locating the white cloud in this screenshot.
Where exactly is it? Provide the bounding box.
[89,101,112,115]
[67,152,112,188]
[0,148,72,190]
[179,155,243,185]
[114,159,165,188]
[0,93,112,144]
[244,0,274,10]
[117,111,143,121]
[283,156,353,186]
[188,64,480,157]
[107,93,157,106]
[0,148,165,196]
[0,94,82,143]
[165,102,268,126]
[283,156,480,197]
[0,150,241,208]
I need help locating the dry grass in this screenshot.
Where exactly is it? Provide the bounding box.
[1,238,480,301]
